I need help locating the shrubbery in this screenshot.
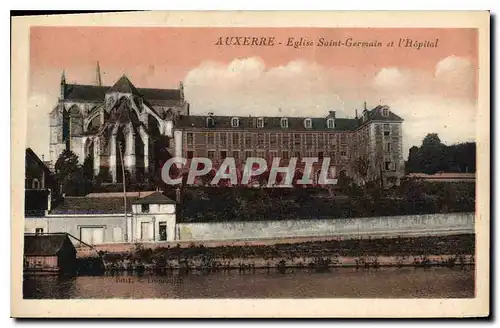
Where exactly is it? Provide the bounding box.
[177,180,475,223]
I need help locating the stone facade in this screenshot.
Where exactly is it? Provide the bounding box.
[49,70,189,184]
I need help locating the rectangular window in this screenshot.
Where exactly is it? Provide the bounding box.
[294,133,301,145]
[232,133,240,146]
[141,204,150,213]
[245,134,252,147]
[318,152,324,160]
[245,151,252,159]
[281,133,290,147]
[220,133,227,147]
[294,151,301,159]
[257,134,265,147]
[341,151,347,157]
[187,151,194,159]
[384,131,390,136]
[207,150,215,159]
[233,151,239,160]
[386,143,391,152]
[305,134,313,146]
[186,132,194,145]
[35,228,43,235]
[207,132,215,145]
[256,151,265,158]
[383,108,389,117]
[257,118,264,128]
[385,161,391,171]
[220,151,227,159]
[270,133,277,146]
[282,151,289,160]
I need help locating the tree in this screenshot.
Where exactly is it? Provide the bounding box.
[54,150,87,196]
[407,133,476,174]
[353,156,370,186]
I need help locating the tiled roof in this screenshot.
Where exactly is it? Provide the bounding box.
[174,115,359,132]
[49,196,139,215]
[24,234,73,256]
[132,192,176,205]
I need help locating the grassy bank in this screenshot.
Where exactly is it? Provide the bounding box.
[99,234,475,273]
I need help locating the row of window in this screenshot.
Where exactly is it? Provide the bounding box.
[186,150,348,160]
[208,117,336,129]
[186,132,346,147]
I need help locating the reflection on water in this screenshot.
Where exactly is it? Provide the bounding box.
[23,266,474,299]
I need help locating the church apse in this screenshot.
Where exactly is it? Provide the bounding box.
[48,66,187,187]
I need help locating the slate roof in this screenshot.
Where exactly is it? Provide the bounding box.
[49,196,139,215]
[63,77,182,105]
[356,105,404,124]
[25,148,52,176]
[174,115,359,131]
[108,75,141,95]
[24,234,74,256]
[132,192,176,205]
[175,105,402,132]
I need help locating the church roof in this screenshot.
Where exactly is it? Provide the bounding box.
[108,75,141,95]
[63,78,183,105]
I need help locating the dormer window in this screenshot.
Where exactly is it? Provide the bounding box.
[257,117,264,128]
[327,118,335,129]
[231,117,239,127]
[206,115,215,128]
[304,118,312,129]
[280,118,288,128]
[382,107,389,117]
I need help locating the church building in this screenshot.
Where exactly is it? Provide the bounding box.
[49,63,189,184]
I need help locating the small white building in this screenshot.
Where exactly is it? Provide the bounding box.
[24,191,178,245]
[131,192,177,242]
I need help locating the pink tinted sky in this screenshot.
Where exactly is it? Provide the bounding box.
[28,27,478,159]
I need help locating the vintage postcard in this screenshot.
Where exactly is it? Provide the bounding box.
[11,11,490,318]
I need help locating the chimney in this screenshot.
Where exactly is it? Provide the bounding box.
[355,109,358,118]
[363,101,367,110]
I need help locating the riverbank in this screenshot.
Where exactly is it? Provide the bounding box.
[98,234,475,273]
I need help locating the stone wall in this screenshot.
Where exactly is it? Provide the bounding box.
[177,212,474,241]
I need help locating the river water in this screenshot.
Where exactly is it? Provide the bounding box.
[23,266,474,299]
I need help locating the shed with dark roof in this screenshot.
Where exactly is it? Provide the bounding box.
[23,233,77,273]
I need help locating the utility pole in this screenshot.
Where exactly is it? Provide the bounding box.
[118,139,128,241]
